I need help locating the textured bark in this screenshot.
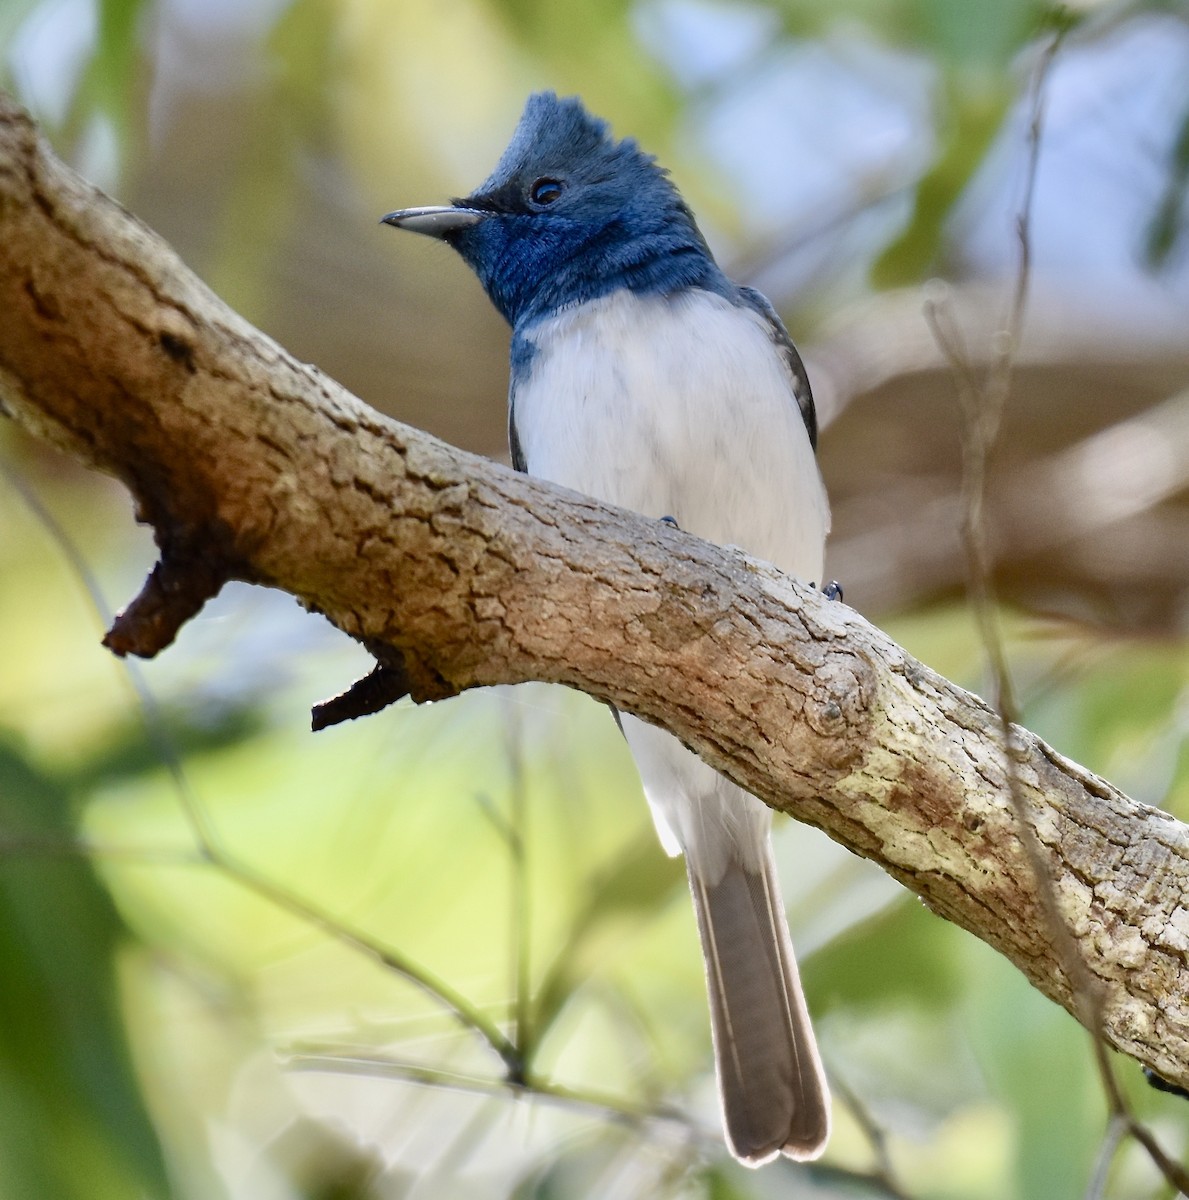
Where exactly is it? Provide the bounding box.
[1,91,1187,1088]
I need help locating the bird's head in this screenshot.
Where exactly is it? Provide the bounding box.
[382,92,725,327]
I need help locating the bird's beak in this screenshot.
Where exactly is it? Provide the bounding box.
[380,205,489,239]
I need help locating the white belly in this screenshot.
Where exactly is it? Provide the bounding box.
[513,288,829,582]
[513,287,829,875]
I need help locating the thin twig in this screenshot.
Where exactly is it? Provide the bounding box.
[0,832,202,865]
[932,21,1189,1195]
[284,1047,701,1138]
[286,1047,926,1196]
[830,1072,911,1200]
[1084,1114,1127,1200]
[214,847,521,1073]
[502,697,533,1077]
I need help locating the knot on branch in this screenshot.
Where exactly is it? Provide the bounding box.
[804,649,878,774]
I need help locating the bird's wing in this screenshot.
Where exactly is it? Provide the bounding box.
[508,402,527,472]
[508,331,535,473]
[733,286,817,452]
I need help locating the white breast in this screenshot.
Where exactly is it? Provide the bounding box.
[512,288,829,583]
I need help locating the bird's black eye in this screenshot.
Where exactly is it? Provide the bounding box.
[529,177,565,206]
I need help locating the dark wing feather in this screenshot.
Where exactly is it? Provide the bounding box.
[734,285,817,451]
[508,332,535,473]
[508,403,527,472]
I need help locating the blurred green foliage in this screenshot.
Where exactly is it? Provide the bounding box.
[1147,98,1189,269]
[872,72,1011,288]
[69,0,151,143]
[0,739,171,1200]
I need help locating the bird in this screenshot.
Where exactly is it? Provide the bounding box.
[382,91,831,1166]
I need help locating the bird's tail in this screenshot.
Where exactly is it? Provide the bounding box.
[687,842,830,1165]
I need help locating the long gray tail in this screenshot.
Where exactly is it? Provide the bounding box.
[688,844,830,1165]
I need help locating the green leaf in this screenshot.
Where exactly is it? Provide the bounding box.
[904,0,1050,69]
[64,0,151,160]
[1145,97,1189,270]
[873,70,1012,288]
[961,936,1103,1200]
[807,894,963,1012]
[0,736,172,1199]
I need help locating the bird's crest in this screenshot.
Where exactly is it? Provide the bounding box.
[474,91,670,201]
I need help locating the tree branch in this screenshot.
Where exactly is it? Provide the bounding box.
[1,90,1187,1090]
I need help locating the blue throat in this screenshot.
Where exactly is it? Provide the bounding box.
[452,210,734,330]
